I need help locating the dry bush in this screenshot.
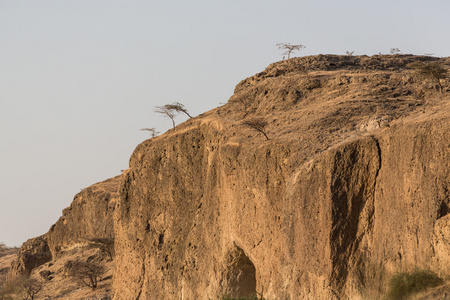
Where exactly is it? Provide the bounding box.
[87,238,114,261]
[407,61,448,93]
[0,277,42,300]
[67,260,106,291]
[386,270,444,300]
[0,243,18,258]
[140,128,159,138]
[242,118,270,140]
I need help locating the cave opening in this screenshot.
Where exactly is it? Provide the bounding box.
[222,244,257,299]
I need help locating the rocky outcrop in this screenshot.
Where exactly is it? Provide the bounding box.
[45,175,119,256]
[113,55,450,299]
[8,55,450,299]
[8,237,52,278]
[8,176,120,279]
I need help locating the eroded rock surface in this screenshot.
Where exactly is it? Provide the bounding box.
[113,55,450,299]
[7,55,450,299]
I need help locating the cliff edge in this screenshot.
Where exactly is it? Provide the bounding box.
[6,55,450,299]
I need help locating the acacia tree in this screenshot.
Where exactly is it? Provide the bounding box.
[154,102,191,129]
[242,118,270,140]
[67,260,106,291]
[277,43,306,59]
[140,128,159,138]
[154,105,176,129]
[165,102,192,118]
[407,61,448,93]
[19,278,43,300]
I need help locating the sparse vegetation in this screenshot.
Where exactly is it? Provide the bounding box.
[140,128,159,138]
[164,102,192,118]
[0,277,43,300]
[277,43,305,59]
[0,243,18,258]
[87,238,115,261]
[154,105,177,129]
[154,102,192,129]
[346,51,354,56]
[242,118,270,140]
[407,61,448,93]
[390,48,401,55]
[66,260,106,291]
[385,270,444,300]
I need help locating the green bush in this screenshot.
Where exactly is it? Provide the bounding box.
[386,270,444,300]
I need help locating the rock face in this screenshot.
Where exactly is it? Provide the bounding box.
[45,175,119,256]
[8,237,52,278]
[8,55,450,299]
[8,176,120,279]
[112,55,450,299]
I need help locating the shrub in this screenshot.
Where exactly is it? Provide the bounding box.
[67,260,106,291]
[407,61,448,93]
[386,270,444,300]
[0,276,43,300]
[87,237,115,261]
[242,118,270,140]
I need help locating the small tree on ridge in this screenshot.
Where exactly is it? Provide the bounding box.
[154,105,177,129]
[407,61,448,93]
[277,43,306,59]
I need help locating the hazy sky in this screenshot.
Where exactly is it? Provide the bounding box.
[1,0,450,247]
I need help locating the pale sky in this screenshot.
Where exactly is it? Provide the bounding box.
[1,0,450,247]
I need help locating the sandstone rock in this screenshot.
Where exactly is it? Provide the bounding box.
[113,55,450,299]
[9,55,450,299]
[9,237,51,278]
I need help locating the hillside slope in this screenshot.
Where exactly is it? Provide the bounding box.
[6,55,450,300]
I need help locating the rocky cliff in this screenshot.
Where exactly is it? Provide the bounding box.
[7,55,450,299]
[9,176,119,280]
[113,55,450,299]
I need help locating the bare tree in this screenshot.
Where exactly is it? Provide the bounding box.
[19,278,42,300]
[165,102,192,118]
[154,102,191,129]
[67,260,106,291]
[277,43,306,59]
[242,118,270,140]
[390,48,401,55]
[87,238,115,261]
[0,277,42,300]
[154,105,176,129]
[140,128,159,138]
[407,61,448,93]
